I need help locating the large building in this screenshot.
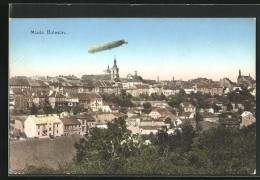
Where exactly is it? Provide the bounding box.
[237,69,255,87]
[82,57,120,81]
[24,114,64,138]
[110,56,120,79]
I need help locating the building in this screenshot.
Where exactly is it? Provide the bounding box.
[10,115,28,133]
[76,114,96,134]
[180,102,196,114]
[9,78,30,89]
[102,102,119,113]
[111,57,120,79]
[139,119,169,135]
[24,114,63,138]
[92,80,118,94]
[140,100,169,108]
[199,112,219,122]
[77,93,103,111]
[179,112,195,119]
[219,78,235,89]
[148,108,178,121]
[93,112,126,128]
[237,69,255,87]
[240,111,255,128]
[126,116,142,126]
[60,115,82,136]
[219,118,240,128]
[175,118,197,130]
[49,91,67,108]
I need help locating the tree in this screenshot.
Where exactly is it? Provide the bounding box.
[43,102,54,114]
[120,89,127,99]
[30,103,38,115]
[164,117,174,128]
[226,103,233,111]
[181,123,195,152]
[143,102,151,110]
[212,103,221,113]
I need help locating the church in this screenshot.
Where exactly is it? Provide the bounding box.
[82,56,120,81]
[104,56,120,79]
[237,69,255,87]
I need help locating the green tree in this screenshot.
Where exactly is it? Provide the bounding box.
[212,103,221,113]
[143,102,152,109]
[181,122,195,152]
[226,103,233,111]
[120,89,127,99]
[43,102,54,114]
[30,103,38,115]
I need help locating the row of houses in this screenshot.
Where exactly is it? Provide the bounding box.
[10,104,255,140]
[11,77,255,100]
[10,112,126,139]
[9,88,103,111]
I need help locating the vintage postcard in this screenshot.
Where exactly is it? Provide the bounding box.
[9,17,256,175]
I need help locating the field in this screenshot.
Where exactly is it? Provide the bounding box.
[9,135,82,174]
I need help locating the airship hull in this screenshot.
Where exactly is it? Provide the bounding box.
[88,39,127,54]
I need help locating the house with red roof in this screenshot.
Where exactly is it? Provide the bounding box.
[180,102,196,114]
[77,93,103,111]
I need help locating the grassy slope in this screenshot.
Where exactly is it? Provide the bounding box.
[9,135,82,174]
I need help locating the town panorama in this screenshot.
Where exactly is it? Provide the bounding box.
[9,57,256,175]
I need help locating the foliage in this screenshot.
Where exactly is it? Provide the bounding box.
[143,102,152,110]
[226,103,233,111]
[20,121,256,175]
[72,105,88,115]
[43,102,54,114]
[53,106,71,114]
[30,103,38,115]
[212,103,221,113]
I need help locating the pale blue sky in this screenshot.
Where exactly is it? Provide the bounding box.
[9,18,256,81]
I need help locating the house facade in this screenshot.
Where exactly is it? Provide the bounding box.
[24,114,63,138]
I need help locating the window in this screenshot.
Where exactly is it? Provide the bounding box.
[57,130,58,133]
[38,125,40,129]
[38,132,40,135]
[57,124,58,127]
[49,128,51,131]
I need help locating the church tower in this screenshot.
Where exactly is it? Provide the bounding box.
[237,68,241,84]
[111,56,119,79]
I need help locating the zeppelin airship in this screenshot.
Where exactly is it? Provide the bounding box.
[88,39,128,54]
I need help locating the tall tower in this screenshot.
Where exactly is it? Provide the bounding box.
[111,56,119,79]
[237,68,241,84]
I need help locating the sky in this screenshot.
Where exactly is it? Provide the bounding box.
[9,18,256,82]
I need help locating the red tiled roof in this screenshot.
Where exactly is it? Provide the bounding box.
[180,112,193,117]
[181,102,195,108]
[76,114,96,122]
[135,84,150,89]
[60,116,81,125]
[10,78,30,86]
